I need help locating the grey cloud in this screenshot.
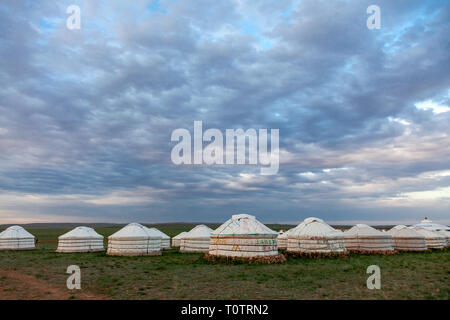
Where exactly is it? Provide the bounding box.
[0,0,449,224]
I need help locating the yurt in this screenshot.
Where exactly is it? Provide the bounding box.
[180,224,213,253]
[56,226,104,253]
[107,223,161,256]
[411,217,449,231]
[386,225,427,252]
[209,214,278,258]
[277,230,290,250]
[172,231,187,247]
[0,226,35,250]
[436,230,450,247]
[286,217,346,254]
[344,224,394,253]
[410,227,446,249]
[278,228,298,250]
[147,227,171,250]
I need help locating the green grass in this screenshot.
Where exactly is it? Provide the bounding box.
[0,224,448,300]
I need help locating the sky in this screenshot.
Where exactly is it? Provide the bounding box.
[0,0,449,225]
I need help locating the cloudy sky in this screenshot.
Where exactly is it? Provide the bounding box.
[0,0,449,225]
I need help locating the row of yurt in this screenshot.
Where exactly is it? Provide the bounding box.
[209,214,278,257]
[56,224,171,255]
[2,217,447,256]
[180,224,213,253]
[343,224,394,253]
[172,231,187,247]
[287,218,346,254]
[0,226,35,250]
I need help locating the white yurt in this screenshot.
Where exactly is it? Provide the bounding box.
[277,229,291,250]
[147,227,171,250]
[436,230,450,247]
[180,224,213,253]
[410,227,446,249]
[0,226,35,250]
[411,217,450,231]
[286,217,346,254]
[209,214,278,258]
[56,226,104,253]
[172,231,187,247]
[107,223,161,256]
[344,224,394,253]
[386,225,427,251]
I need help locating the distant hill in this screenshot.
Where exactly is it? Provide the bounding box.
[0,222,395,231]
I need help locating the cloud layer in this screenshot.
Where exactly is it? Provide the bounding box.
[0,0,449,224]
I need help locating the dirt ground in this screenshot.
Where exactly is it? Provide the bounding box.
[0,269,108,300]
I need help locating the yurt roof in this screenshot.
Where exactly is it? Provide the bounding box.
[344,224,389,238]
[143,226,167,238]
[0,226,34,240]
[410,227,446,238]
[184,224,213,239]
[411,218,449,231]
[278,228,294,239]
[387,225,424,238]
[290,217,319,232]
[147,227,170,239]
[173,231,188,239]
[290,217,342,238]
[59,226,103,239]
[212,214,277,236]
[109,223,161,240]
[289,216,321,233]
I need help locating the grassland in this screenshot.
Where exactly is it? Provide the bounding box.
[0,224,448,300]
